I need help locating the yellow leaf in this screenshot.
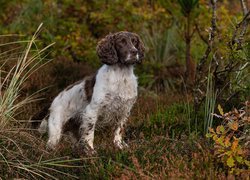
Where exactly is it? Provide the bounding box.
[217,136,224,146]
[219,125,225,133]
[218,104,224,115]
[213,135,218,141]
[206,133,213,138]
[245,160,250,167]
[227,156,235,168]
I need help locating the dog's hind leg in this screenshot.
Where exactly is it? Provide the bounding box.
[46,109,65,149]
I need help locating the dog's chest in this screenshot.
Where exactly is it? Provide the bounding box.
[95,65,138,122]
[102,74,137,109]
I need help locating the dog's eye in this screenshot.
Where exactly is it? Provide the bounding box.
[121,38,127,44]
[131,38,137,45]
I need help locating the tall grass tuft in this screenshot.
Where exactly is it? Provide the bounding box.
[0,23,54,129]
[0,24,90,179]
[141,23,184,65]
[140,23,185,91]
[203,68,217,135]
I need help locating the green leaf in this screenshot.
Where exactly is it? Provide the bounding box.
[219,126,225,133]
[206,133,213,138]
[235,156,243,164]
[227,157,235,168]
[217,136,224,146]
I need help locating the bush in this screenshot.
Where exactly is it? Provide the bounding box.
[206,102,250,175]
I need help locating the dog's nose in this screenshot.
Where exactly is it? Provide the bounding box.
[130,48,138,56]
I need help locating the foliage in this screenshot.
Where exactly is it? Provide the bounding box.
[0,0,170,67]
[206,102,250,174]
[177,0,199,16]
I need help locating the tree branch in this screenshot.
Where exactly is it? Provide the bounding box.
[197,0,217,72]
[193,0,217,111]
[231,0,250,49]
[195,23,208,44]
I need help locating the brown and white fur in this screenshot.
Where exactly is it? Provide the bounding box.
[39,31,145,153]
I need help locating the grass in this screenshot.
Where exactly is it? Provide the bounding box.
[139,23,185,92]
[203,69,217,135]
[0,24,53,129]
[0,24,84,179]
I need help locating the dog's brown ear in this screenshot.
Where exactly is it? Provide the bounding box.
[96,34,118,65]
[133,33,145,64]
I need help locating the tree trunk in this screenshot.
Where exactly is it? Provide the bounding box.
[185,14,196,86]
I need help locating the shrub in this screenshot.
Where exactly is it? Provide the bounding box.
[206,102,250,175]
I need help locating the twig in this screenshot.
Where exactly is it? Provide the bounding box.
[197,0,217,71]
[238,0,249,49]
[241,0,248,15]
[195,23,208,45]
[231,0,250,49]
[193,0,217,111]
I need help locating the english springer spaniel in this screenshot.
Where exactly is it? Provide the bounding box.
[39,31,145,154]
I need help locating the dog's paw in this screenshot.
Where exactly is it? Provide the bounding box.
[46,141,56,151]
[74,140,96,156]
[114,140,129,150]
[84,147,97,156]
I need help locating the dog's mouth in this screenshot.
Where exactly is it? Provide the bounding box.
[123,54,139,64]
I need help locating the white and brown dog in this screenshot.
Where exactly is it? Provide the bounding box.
[38,31,145,153]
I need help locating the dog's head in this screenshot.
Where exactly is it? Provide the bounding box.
[97,31,145,65]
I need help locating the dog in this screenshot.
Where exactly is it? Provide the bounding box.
[38,31,145,154]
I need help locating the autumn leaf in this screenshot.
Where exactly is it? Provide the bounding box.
[206,133,213,138]
[224,136,231,147]
[235,156,243,163]
[218,104,224,115]
[208,127,215,133]
[219,125,225,133]
[245,160,250,167]
[231,137,239,151]
[229,121,238,131]
[227,156,235,167]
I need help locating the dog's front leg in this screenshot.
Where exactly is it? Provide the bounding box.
[114,115,129,150]
[79,104,98,154]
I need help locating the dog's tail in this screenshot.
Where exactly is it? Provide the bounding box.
[38,119,48,134]
[31,104,50,134]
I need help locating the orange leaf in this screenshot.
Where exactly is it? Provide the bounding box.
[209,127,215,133]
[225,136,231,147]
[231,137,239,151]
[229,121,238,131]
